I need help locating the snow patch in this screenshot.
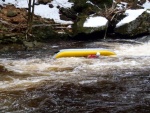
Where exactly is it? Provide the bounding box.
[83,16,108,27]
[147,10,150,13]
[142,0,150,9]
[116,9,146,28]
[0,0,74,24]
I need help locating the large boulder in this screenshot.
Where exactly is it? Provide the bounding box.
[32,24,69,41]
[72,15,108,36]
[69,0,113,14]
[115,10,150,37]
[68,0,112,37]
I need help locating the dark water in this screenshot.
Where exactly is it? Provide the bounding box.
[0,37,150,113]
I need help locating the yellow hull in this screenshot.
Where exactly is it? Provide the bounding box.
[54,49,116,58]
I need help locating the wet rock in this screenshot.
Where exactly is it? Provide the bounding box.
[32,25,69,41]
[115,10,150,37]
[22,40,43,50]
[0,65,6,72]
[23,41,35,48]
[0,43,26,52]
[0,32,26,45]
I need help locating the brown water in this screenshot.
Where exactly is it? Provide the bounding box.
[0,38,150,113]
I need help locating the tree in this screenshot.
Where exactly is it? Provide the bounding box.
[26,0,36,39]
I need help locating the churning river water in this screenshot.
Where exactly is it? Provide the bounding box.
[0,36,150,113]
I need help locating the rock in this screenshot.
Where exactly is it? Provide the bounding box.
[72,15,108,36]
[23,41,35,48]
[69,0,113,37]
[115,10,150,37]
[69,0,100,15]
[0,43,26,52]
[49,4,54,8]
[138,0,146,5]
[90,0,113,8]
[7,10,17,17]
[38,0,52,4]
[59,8,77,21]
[0,65,6,72]
[69,0,89,13]
[32,24,68,41]
[70,0,113,13]
[0,33,24,43]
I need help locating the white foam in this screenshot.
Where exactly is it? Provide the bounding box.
[79,80,97,84]
[1,40,150,90]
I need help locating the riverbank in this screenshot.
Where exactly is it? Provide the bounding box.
[0,0,150,51]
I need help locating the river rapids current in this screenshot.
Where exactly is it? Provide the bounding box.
[0,37,150,113]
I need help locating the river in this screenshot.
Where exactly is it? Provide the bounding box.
[0,36,150,113]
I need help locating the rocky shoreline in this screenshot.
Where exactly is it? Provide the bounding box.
[0,0,150,51]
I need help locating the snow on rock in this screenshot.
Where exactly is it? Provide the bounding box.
[0,0,74,24]
[51,0,73,8]
[1,0,149,26]
[116,2,128,10]
[1,0,32,8]
[35,0,74,24]
[116,9,146,28]
[142,0,150,9]
[83,16,108,27]
[34,4,73,24]
[116,0,150,27]
[147,10,150,13]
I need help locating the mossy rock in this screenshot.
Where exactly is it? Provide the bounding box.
[0,33,25,44]
[72,15,108,36]
[69,0,100,15]
[115,11,150,37]
[69,0,113,13]
[0,43,26,52]
[69,0,89,13]
[7,10,17,17]
[32,25,69,41]
[90,0,113,8]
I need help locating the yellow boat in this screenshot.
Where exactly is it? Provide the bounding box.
[53,49,116,58]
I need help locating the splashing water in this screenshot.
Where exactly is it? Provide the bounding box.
[0,39,150,90]
[0,38,150,112]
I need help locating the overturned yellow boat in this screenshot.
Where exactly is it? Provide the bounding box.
[53,49,116,58]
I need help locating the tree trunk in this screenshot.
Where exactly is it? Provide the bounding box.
[26,0,36,39]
